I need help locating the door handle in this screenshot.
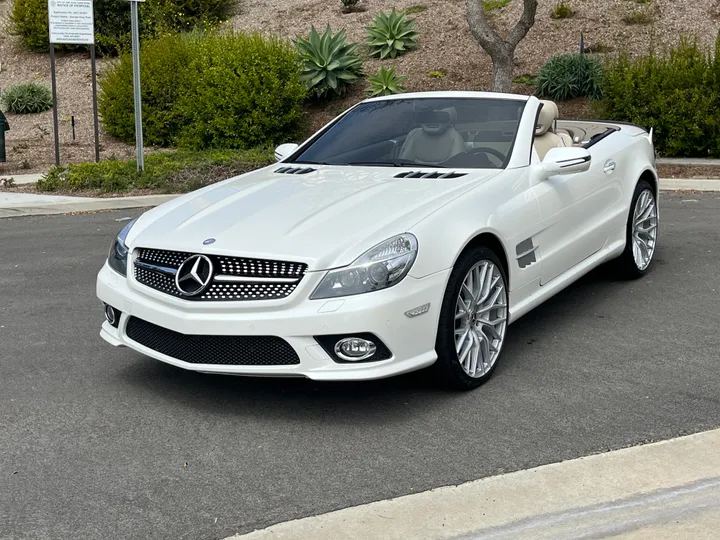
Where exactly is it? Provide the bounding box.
[603,160,616,174]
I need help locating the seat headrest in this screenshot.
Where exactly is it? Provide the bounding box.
[536,100,559,136]
[440,107,457,125]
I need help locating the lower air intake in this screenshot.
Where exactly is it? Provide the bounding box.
[125,317,300,366]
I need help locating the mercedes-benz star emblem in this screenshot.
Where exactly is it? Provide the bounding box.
[175,254,213,296]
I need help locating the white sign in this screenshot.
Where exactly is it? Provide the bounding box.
[48,0,95,45]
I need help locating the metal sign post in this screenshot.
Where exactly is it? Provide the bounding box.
[128,0,145,172]
[48,0,98,166]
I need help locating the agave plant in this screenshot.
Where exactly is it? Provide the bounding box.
[367,66,408,97]
[367,9,419,60]
[295,25,363,99]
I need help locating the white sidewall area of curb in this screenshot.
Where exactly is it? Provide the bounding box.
[226,429,720,540]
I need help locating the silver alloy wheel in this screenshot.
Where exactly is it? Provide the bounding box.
[632,188,658,271]
[454,260,508,378]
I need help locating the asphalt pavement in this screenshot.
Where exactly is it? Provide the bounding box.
[1,193,719,540]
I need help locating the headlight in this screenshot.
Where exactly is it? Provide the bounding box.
[310,233,418,299]
[107,218,138,277]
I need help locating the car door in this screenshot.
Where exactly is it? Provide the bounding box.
[531,143,621,285]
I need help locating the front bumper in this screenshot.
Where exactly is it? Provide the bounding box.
[96,262,449,381]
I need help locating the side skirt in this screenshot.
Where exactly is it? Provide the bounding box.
[508,230,626,324]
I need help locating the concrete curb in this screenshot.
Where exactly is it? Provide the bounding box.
[0,178,718,219]
[0,173,44,186]
[0,194,178,219]
[227,429,720,540]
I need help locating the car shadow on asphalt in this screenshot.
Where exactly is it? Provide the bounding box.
[116,252,664,419]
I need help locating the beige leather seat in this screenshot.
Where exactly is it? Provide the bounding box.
[399,107,465,165]
[534,100,573,160]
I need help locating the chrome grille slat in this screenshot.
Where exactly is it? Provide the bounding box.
[134,248,307,301]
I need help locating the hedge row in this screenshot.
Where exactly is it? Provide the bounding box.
[99,31,307,150]
[37,148,275,194]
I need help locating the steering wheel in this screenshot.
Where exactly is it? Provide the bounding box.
[469,146,506,166]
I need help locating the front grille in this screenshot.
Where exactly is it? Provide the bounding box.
[134,248,308,301]
[125,317,300,366]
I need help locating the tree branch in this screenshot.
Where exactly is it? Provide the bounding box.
[507,0,538,48]
[466,0,504,55]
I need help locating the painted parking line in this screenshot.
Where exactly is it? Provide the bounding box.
[228,429,720,540]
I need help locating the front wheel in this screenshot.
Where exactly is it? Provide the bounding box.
[434,246,509,390]
[615,180,659,279]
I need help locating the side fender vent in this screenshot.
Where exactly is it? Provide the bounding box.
[274,166,316,175]
[394,171,467,179]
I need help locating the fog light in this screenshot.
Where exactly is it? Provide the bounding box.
[334,337,377,362]
[104,304,120,328]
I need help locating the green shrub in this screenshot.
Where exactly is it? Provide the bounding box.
[340,0,360,11]
[551,1,574,19]
[295,26,363,99]
[1,83,53,114]
[484,0,511,12]
[9,0,234,54]
[367,9,419,60]
[37,148,275,193]
[536,53,603,100]
[600,36,720,157]
[99,31,307,150]
[622,9,653,25]
[367,66,408,96]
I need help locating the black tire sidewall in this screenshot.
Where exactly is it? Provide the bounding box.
[434,246,508,390]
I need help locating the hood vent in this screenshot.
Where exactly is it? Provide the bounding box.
[394,171,467,179]
[274,166,316,175]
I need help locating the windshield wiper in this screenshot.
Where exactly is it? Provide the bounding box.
[348,160,446,168]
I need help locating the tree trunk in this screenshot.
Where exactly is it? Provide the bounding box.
[466,0,538,93]
[491,50,514,93]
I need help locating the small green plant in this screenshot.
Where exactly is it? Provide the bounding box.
[1,83,53,114]
[633,0,650,4]
[427,70,446,78]
[367,9,419,60]
[536,53,603,101]
[622,9,653,24]
[295,25,363,99]
[20,160,31,170]
[367,66,408,97]
[340,0,360,11]
[584,42,614,54]
[513,73,537,85]
[404,5,427,14]
[551,1,574,19]
[483,0,511,12]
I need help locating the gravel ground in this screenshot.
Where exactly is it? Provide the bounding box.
[0,0,718,174]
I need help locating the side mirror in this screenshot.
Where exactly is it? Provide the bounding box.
[274,143,299,162]
[541,147,591,176]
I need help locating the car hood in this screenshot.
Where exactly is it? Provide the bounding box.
[127,165,500,270]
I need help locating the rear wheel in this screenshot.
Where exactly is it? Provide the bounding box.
[434,246,508,390]
[615,180,658,279]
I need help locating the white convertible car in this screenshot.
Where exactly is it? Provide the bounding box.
[97,92,659,389]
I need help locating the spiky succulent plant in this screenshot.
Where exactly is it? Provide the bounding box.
[367,66,408,97]
[295,25,363,99]
[367,9,419,60]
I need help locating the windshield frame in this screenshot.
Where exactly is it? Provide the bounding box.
[284,97,529,170]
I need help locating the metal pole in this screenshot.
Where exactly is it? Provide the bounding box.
[90,44,101,163]
[130,1,144,172]
[49,44,61,167]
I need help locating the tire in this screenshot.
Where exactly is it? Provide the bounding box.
[434,245,509,390]
[614,180,659,279]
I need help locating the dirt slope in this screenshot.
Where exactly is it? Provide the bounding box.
[0,0,718,174]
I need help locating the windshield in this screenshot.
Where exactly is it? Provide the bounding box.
[290,97,527,169]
